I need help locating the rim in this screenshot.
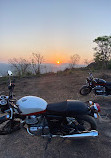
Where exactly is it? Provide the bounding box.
[81,87,90,95]
[83,121,92,131]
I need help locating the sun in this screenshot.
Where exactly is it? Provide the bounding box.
[56,60,60,64]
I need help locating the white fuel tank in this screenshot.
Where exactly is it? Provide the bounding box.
[17,96,47,115]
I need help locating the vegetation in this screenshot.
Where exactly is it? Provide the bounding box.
[9,58,31,76]
[9,53,44,77]
[31,53,44,75]
[69,54,80,69]
[8,35,111,77]
[93,35,111,69]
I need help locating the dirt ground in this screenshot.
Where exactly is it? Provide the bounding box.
[0,70,111,158]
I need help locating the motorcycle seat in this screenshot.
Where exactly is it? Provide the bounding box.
[46,100,89,116]
[106,82,111,86]
[47,101,67,115]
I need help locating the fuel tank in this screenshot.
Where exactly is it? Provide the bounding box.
[17,96,47,115]
[93,78,106,86]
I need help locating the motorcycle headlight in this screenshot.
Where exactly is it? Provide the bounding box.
[0,100,7,105]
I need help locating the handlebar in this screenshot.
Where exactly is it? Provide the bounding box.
[88,72,93,80]
[8,83,15,99]
[7,71,15,99]
[8,83,15,90]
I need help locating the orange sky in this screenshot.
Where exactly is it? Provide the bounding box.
[1,1,110,64]
[0,48,94,64]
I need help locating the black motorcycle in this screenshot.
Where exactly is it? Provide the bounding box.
[0,71,101,139]
[80,73,111,96]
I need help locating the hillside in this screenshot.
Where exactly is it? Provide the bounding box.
[0,70,111,158]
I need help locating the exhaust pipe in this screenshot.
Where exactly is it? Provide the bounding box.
[42,130,98,138]
[60,130,98,138]
[48,130,98,138]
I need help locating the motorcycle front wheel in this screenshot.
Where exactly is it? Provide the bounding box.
[0,120,21,135]
[76,115,97,131]
[79,86,92,96]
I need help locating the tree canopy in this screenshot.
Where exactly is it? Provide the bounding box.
[93,35,111,68]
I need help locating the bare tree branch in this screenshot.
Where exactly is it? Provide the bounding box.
[9,58,31,76]
[69,54,80,69]
[31,53,44,75]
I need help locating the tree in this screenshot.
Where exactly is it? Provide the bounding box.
[84,59,93,66]
[93,35,111,69]
[31,53,44,75]
[9,58,31,76]
[69,54,80,69]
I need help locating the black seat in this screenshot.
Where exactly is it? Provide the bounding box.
[46,100,89,116]
[46,101,68,115]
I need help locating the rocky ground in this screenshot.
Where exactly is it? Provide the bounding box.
[0,70,111,158]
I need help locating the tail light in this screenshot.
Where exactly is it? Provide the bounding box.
[89,101,101,112]
[94,103,101,112]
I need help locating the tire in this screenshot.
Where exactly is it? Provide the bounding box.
[80,86,92,96]
[0,120,21,135]
[76,115,97,131]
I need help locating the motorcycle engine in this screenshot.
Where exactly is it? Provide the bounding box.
[93,86,106,95]
[26,115,49,136]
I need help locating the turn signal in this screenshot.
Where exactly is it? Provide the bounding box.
[94,103,101,112]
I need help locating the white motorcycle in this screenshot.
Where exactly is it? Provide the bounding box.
[0,71,101,138]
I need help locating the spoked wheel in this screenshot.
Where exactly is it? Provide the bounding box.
[0,120,21,135]
[76,115,97,131]
[80,86,92,96]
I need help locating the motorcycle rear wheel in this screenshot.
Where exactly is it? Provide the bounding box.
[76,115,97,131]
[80,86,92,96]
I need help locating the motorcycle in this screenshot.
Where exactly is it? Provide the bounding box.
[80,72,111,96]
[0,71,101,139]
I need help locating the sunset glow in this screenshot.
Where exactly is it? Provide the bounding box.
[56,60,60,64]
[0,1,111,64]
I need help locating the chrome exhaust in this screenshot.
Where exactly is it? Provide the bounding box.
[60,130,98,138]
[48,130,98,138]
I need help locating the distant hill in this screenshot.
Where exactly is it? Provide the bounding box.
[87,62,100,69]
[0,63,12,76]
[0,62,85,76]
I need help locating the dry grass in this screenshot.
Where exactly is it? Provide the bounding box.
[0,69,111,158]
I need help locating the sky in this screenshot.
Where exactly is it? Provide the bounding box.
[0,0,111,64]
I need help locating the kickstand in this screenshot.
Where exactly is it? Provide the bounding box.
[61,137,67,143]
[45,134,52,150]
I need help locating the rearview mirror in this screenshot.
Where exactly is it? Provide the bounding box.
[8,70,13,76]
